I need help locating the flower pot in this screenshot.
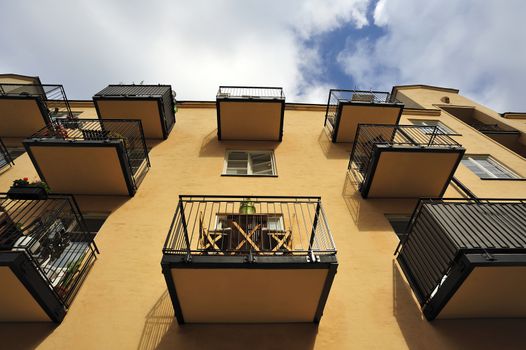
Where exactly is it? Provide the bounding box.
[7,186,48,200]
[239,200,256,214]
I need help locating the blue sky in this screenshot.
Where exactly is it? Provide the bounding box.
[0,0,525,112]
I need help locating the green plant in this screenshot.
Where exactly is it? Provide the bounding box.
[239,198,256,214]
[12,178,51,193]
[56,257,83,298]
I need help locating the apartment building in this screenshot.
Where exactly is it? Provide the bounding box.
[0,75,524,349]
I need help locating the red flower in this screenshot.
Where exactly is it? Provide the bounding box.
[23,177,29,181]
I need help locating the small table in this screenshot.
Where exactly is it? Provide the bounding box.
[202,213,291,253]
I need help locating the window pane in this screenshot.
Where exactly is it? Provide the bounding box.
[224,150,275,176]
[250,152,273,175]
[411,120,454,134]
[228,152,248,161]
[462,156,517,179]
[462,158,487,177]
[226,152,248,174]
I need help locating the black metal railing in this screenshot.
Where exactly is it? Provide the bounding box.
[0,83,73,120]
[324,89,402,132]
[468,119,516,133]
[348,124,462,185]
[0,195,98,306]
[30,119,150,188]
[395,198,526,305]
[163,196,336,257]
[217,86,285,100]
[0,137,14,171]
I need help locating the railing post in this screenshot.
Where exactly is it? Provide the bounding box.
[309,201,321,254]
[178,200,192,259]
[323,90,333,127]
[397,126,418,146]
[428,126,438,146]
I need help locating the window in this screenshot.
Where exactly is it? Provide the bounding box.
[223,151,276,176]
[410,119,456,135]
[462,155,520,179]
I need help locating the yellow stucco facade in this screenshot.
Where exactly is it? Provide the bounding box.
[0,85,525,349]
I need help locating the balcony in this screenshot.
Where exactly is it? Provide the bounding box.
[0,83,73,145]
[23,119,150,196]
[396,198,526,320]
[161,195,337,324]
[0,137,14,171]
[0,195,98,322]
[93,85,176,140]
[216,86,285,141]
[348,124,465,198]
[324,89,403,143]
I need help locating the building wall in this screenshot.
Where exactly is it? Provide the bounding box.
[0,91,525,349]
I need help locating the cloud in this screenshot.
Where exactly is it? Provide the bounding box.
[0,0,370,103]
[337,0,526,111]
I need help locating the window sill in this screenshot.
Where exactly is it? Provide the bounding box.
[221,174,278,178]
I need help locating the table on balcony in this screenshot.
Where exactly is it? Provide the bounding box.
[201,213,292,253]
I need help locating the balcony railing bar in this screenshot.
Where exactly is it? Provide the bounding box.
[163,196,336,256]
[324,89,402,131]
[348,124,462,185]
[29,119,150,189]
[0,137,14,170]
[0,195,98,306]
[396,198,526,304]
[0,83,73,119]
[217,86,284,99]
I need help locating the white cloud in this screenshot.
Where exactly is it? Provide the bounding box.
[0,0,370,103]
[338,0,526,112]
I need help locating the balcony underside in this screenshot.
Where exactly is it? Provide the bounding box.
[396,200,526,320]
[24,142,137,196]
[0,97,48,142]
[399,254,526,320]
[162,255,337,324]
[439,262,526,318]
[0,252,64,322]
[361,147,463,198]
[94,99,164,139]
[217,100,284,141]
[332,104,402,143]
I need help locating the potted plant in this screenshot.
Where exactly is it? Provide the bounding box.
[239,198,256,214]
[55,256,83,299]
[7,177,50,200]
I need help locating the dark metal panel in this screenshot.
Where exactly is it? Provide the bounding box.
[94,85,171,97]
[397,198,526,309]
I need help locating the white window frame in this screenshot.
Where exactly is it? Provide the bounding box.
[410,119,456,135]
[462,155,520,179]
[223,150,277,176]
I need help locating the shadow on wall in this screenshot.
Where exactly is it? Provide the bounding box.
[317,130,352,160]
[200,128,282,159]
[0,323,55,350]
[199,129,223,158]
[392,260,526,350]
[74,195,131,214]
[138,290,318,350]
[342,172,417,231]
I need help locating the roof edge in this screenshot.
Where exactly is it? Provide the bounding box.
[391,84,460,96]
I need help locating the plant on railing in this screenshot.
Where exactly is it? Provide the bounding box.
[12,178,51,193]
[56,255,83,299]
[239,198,256,214]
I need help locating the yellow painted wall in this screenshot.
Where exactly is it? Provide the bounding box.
[0,90,525,349]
